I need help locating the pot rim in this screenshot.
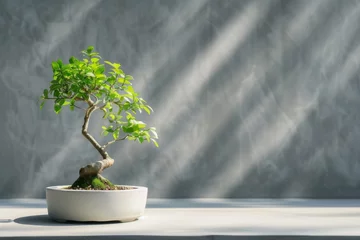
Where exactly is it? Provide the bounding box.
[46,185,147,192]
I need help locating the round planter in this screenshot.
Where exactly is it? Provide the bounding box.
[46,185,148,222]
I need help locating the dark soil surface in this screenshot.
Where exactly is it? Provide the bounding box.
[64,185,136,190]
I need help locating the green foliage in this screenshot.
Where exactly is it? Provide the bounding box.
[40,46,159,147]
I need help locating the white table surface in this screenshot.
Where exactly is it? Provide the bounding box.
[1,198,360,239]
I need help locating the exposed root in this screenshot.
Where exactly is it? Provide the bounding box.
[79,158,114,177]
[68,174,135,190]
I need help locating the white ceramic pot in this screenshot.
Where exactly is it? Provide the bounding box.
[46,185,148,222]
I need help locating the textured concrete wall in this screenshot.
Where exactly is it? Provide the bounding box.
[1,0,360,198]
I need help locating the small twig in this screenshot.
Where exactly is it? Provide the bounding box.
[73,104,86,110]
[43,95,84,101]
[43,97,73,100]
[102,135,129,149]
[86,99,99,109]
[90,94,98,103]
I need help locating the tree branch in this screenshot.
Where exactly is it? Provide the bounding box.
[43,97,73,100]
[82,101,108,159]
[43,96,86,110]
[90,93,98,104]
[43,95,84,101]
[73,104,86,110]
[102,135,129,149]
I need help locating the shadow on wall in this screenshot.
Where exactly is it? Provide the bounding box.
[228,0,360,199]
[1,0,360,198]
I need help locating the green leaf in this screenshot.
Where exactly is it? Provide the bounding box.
[123,96,131,102]
[43,89,49,98]
[106,126,114,133]
[122,126,134,133]
[63,101,70,106]
[104,61,120,69]
[71,85,80,92]
[147,105,154,112]
[58,98,65,106]
[95,73,106,80]
[40,100,45,109]
[89,52,100,57]
[87,46,94,54]
[54,104,62,114]
[112,131,119,140]
[126,112,134,120]
[143,105,151,115]
[125,75,133,81]
[104,112,111,119]
[51,62,59,70]
[150,129,158,139]
[95,65,105,74]
[101,108,108,118]
[139,137,144,143]
[151,139,159,147]
[50,84,61,91]
[143,131,151,142]
[57,59,63,67]
[136,121,146,129]
[126,85,135,94]
[69,56,76,64]
[86,72,95,77]
[106,75,116,85]
[109,114,115,121]
[113,68,124,75]
[54,90,60,97]
[91,58,99,63]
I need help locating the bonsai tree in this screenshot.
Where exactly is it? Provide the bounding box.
[40,46,158,190]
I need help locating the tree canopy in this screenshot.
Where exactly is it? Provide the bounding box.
[40,46,158,148]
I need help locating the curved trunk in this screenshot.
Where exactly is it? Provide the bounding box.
[82,102,108,159]
[79,99,114,177]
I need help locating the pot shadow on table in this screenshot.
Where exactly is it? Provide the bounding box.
[13,214,131,226]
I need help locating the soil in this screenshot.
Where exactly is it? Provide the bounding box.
[64,185,136,190]
[64,174,136,190]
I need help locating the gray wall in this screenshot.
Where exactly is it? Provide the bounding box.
[1,0,360,198]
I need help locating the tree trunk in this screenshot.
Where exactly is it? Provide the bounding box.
[81,102,108,159]
[79,99,114,177]
[79,157,114,177]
